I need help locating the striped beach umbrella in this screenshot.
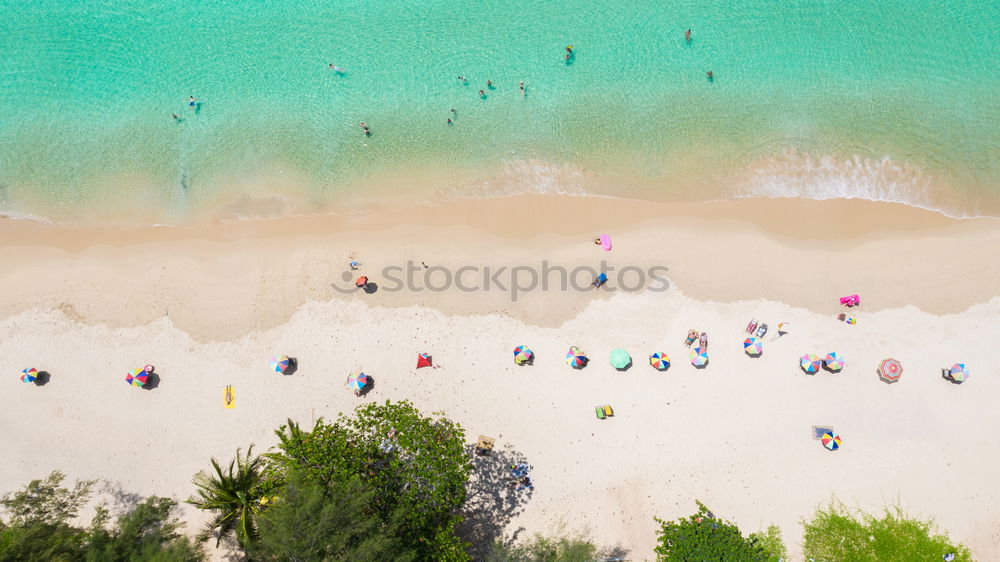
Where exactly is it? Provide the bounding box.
[743,337,763,356]
[270,355,291,374]
[877,358,903,383]
[649,352,670,370]
[566,346,588,369]
[610,348,632,370]
[347,371,369,392]
[948,363,969,383]
[800,353,822,374]
[823,352,845,372]
[125,368,148,388]
[20,368,38,383]
[513,346,534,365]
[821,432,842,451]
[690,347,709,367]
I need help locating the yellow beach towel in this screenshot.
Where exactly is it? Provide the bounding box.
[224,385,236,409]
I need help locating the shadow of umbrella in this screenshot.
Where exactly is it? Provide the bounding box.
[363,282,378,294]
[34,371,52,386]
[142,373,161,390]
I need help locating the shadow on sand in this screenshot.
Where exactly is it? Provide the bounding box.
[457,444,535,559]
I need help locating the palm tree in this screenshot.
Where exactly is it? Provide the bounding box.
[188,446,265,552]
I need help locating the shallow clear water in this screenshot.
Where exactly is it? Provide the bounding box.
[1,0,998,222]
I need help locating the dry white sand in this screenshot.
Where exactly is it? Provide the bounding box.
[3,290,999,560]
[1,196,999,560]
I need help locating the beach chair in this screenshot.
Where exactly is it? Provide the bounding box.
[746,319,758,334]
[223,385,236,409]
[603,405,614,417]
[475,435,495,456]
[595,406,606,419]
[811,425,834,439]
[756,323,768,338]
[839,294,860,307]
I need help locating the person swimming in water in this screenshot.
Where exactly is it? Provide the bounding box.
[486,80,493,88]
[447,118,453,125]
[685,29,691,43]
[360,122,371,136]
[457,75,466,82]
[707,70,714,80]
[519,82,524,95]
[188,96,196,107]
[479,89,485,97]
[172,113,178,120]
[329,64,345,73]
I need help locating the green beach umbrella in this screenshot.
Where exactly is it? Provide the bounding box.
[609,349,632,370]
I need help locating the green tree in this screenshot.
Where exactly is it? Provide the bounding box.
[0,471,204,562]
[485,533,599,562]
[653,501,779,561]
[802,502,972,561]
[188,446,266,551]
[85,497,204,562]
[0,471,93,561]
[251,472,418,561]
[267,400,472,560]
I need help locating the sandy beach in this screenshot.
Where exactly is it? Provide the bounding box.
[2,195,999,560]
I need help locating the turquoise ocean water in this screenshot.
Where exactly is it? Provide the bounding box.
[1,0,998,223]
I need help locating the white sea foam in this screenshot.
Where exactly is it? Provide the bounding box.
[729,149,993,219]
[439,159,591,199]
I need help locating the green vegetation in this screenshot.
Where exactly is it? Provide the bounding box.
[654,501,782,561]
[485,533,601,562]
[802,502,972,561]
[187,446,267,550]
[250,472,418,561]
[0,471,204,562]
[266,400,472,560]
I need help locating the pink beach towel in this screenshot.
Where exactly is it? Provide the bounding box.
[599,234,612,251]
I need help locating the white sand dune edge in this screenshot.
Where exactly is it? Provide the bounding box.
[3,288,998,560]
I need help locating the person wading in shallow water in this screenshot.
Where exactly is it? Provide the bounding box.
[685,29,691,43]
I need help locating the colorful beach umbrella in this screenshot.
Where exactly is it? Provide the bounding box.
[800,353,822,374]
[823,352,845,372]
[513,346,534,365]
[821,432,842,451]
[743,337,763,356]
[948,363,969,383]
[270,355,291,374]
[347,371,369,391]
[566,346,588,368]
[649,352,670,370]
[125,368,148,388]
[690,347,709,367]
[20,368,38,383]
[610,348,632,370]
[877,358,903,383]
[416,353,432,368]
